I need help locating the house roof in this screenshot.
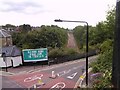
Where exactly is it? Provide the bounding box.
[0,46,21,57]
[0,29,11,38]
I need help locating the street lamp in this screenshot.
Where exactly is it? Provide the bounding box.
[54,19,89,86]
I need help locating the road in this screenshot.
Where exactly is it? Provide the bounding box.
[1,56,97,89]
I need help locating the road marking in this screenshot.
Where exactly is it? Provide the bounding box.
[80,75,84,80]
[27,57,87,73]
[24,74,43,82]
[57,66,80,77]
[67,72,78,79]
[57,71,66,77]
[26,56,98,74]
[49,82,66,90]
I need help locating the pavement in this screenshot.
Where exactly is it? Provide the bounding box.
[74,68,93,89]
[0,71,14,76]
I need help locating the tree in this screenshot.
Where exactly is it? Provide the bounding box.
[105,7,115,39]
[2,24,16,30]
[12,25,68,49]
[73,26,85,49]
[19,24,31,32]
[90,6,115,88]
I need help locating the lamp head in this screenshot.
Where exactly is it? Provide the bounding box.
[54,19,63,22]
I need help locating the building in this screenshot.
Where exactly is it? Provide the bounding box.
[0,29,12,47]
[0,45,23,67]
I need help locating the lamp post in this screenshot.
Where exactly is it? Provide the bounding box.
[54,19,89,86]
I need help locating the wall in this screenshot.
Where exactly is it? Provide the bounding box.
[11,56,22,67]
[0,57,12,67]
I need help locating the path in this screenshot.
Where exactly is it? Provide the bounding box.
[67,31,79,51]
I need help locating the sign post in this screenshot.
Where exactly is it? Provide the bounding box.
[22,48,48,62]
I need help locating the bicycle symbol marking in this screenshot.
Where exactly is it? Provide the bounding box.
[24,74,43,82]
[49,82,66,90]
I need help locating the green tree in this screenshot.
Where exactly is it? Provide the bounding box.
[12,25,68,49]
[73,26,85,49]
[104,7,115,39]
[19,24,31,32]
[90,6,115,88]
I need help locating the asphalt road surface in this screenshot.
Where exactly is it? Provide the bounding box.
[1,56,97,89]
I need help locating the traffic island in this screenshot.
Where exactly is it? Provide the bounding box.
[49,71,58,79]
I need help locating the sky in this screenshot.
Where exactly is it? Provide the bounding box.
[0,0,116,29]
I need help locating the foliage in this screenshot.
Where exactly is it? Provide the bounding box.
[93,69,112,88]
[19,24,32,32]
[90,7,115,47]
[105,7,115,39]
[12,32,25,48]
[12,25,68,49]
[90,7,115,88]
[100,39,113,53]
[91,40,113,73]
[91,40,113,88]
[1,24,16,30]
[48,48,79,58]
[73,26,85,49]
[73,25,97,50]
[89,22,107,46]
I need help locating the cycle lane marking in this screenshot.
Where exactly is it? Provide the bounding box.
[49,82,66,90]
[41,77,75,89]
[8,71,50,88]
[24,74,43,82]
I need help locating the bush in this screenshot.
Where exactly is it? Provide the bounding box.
[90,40,113,88]
[48,48,65,58]
[48,48,79,58]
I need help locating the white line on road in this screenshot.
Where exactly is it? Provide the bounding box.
[49,82,66,90]
[27,56,98,74]
[67,72,78,79]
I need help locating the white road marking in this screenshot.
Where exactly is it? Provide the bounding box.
[67,72,78,79]
[49,82,66,90]
[24,74,43,82]
[57,71,66,77]
[57,66,81,77]
[26,56,98,74]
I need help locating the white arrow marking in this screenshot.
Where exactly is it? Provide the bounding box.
[67,72,78,79]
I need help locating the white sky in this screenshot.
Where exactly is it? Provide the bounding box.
[0,0,116,29]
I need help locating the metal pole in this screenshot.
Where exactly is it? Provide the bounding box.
[86,23,89,86]
[54,19,89,86]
